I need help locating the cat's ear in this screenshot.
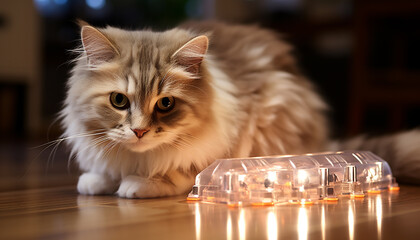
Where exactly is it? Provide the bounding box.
[81,25,119,65]
[172,35,209,75]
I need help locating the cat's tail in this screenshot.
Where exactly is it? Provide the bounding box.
[329,128,420,184]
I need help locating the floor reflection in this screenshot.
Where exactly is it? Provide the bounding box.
[298,207,309,240]
[190,192,393,239]
[348,201,355,240]
[321,205,326,240]
[195,203,201,240]
[376,195,383,239]
[227,211,233,240]
[267,211,278,240]
[238,209,246,240]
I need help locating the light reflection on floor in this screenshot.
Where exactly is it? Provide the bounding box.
[376,195,383,239]
[192,192,391,239]
[348,201,355,240]
[298,206,309,240]
[267,210,278,240]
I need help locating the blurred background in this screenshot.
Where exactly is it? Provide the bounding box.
[0,0,419,190]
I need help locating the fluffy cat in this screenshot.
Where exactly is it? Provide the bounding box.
[61,21,419,198]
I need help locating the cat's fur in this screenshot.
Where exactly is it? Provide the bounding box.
[62,21,420,198]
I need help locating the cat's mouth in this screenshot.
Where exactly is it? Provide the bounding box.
[127,139,156,153]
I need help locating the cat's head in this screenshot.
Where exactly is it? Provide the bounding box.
[64,23,212,153]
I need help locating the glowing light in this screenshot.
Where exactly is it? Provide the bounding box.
[227,212,232,240]
[348,203,355,240]
[298,207,308,240]
[298,170,309,184]
[376,196,383,239]
[267,211,278,240]
[321,206,326,240]
[86,0,105,9]
[267,171,277,182]
[239,209,246,240]
[194,203,201,240]
[299,185,305,192]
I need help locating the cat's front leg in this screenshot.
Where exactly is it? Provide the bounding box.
[117,171,195,198]
[77,172,118,195]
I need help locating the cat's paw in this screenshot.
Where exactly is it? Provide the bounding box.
[77,172,117,195]
[117,175,174,198]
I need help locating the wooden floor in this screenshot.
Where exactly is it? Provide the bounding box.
[1,142,420,239]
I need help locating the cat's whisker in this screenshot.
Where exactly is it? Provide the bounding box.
[32,129,108,150]
[73,135,110,160]
[102,140,118,160]
[66,134,110,170]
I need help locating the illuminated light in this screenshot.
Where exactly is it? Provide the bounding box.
[194,203,201,240]
[228,203,240,208]
[299,185,305,192]
[206,196,215,200]
[388,186,400,191]
[300,199,313,205]
[348,204,355,240]
[298,207,309,240]
[227,212,232,240]
[86,0,105,10]
[267,211,278,240]
[351,194,365,198]
[376,196,383,239]
[289,199,313,205]
[251,202,274,207]
[321,206,326,240]
[267,171,277,182]
[238,209,246,240]
[323,197,339,201]
[187,197,200,201]
[298,170,309,183]
[367,189,382,194]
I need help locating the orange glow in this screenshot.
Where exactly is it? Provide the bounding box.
[351,194,365,198]
[367,190,382,194]
[187,197,200,201]
[228,203,240,208]
[300,200,314,205]
[323,197,339,201]
[251,202,274,207]
[388,186,400,191]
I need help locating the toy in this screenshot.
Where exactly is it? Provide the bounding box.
[187,151,399,206]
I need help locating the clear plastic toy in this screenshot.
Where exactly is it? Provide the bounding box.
[187,151,399,206]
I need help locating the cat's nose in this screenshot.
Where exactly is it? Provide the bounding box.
[132,128,149,138]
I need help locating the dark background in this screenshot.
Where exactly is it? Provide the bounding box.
[1,0,420,142]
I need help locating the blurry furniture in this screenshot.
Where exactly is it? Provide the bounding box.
[349,0,420,135]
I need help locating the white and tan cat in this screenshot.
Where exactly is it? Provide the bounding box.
[61,21,420,198]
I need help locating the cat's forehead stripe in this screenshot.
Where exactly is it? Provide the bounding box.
[127,74,136,96]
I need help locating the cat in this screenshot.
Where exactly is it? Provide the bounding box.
[61,21,420,198]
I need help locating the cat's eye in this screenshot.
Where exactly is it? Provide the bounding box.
[110,92,130,110]
[156,96,175,112]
